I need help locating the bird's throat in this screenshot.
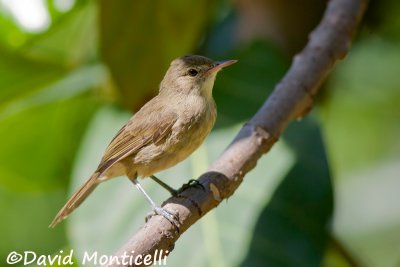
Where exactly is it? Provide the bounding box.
[201,74,217,99]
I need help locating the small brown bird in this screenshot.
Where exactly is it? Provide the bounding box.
[49,55,237,227]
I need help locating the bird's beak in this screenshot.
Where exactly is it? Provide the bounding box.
[206,59,238,75]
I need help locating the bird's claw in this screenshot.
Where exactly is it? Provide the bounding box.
[176,179,205,195]
[146,206,180,232]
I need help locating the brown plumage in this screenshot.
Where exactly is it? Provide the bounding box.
[50,55,237,227]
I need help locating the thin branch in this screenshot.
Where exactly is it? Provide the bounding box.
[106,0,367,266]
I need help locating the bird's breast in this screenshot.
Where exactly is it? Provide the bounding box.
[133,97,216,177]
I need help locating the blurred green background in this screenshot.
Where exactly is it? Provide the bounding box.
[1,0,400,266]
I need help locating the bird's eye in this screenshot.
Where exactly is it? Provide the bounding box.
[188,69,198,77]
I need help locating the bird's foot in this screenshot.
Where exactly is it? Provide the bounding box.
[176,179,205,195]
[149,175,205,197]
[146,206,180,232]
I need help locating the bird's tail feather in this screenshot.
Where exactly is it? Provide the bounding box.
[49,172,100,228]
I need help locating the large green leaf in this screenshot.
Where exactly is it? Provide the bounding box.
[0,0,87,51]
[0,63,107,118]
[322,38,400,267]
[0,65,103,266]
[212,41,287,128]
[0,93,98,192]
[0,0,99,106]
[0,49,65,105]
[20,1,98,67]
[0,4,29,49]
[0,187,68,266]
[322,38,400,175]
[65,106,294,267]
[0,61,107,192]
[99,0,216,110]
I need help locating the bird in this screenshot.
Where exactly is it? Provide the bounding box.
[49,55,237,228]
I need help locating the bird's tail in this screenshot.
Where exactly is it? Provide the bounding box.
[49,172,101,228]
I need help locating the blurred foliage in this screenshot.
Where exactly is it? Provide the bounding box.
[213,41,286,128]
[0,0,399,267]
[99,0,216,110]
[321,36,400,267]
[240,117,333,266]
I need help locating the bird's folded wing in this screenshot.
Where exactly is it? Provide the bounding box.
[96,111,178,174]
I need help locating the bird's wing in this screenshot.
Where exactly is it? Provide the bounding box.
[96,109,178,174]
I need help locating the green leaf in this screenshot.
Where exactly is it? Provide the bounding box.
[0,64,108,119]
[20,1,98,67]
[0,65,102,265]
[0,49,65,105]
[322,38,400,175]
[0,2,34,48]
[213,41,287,128]
[0,93,98,192]
[0,58,107,192]
[322,37,400,267]
[0,187,68,265]
[99,0,217,110]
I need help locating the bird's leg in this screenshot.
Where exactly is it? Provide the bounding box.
[150,175,205,196]
[130,178,179,229]
[150,175,178,196]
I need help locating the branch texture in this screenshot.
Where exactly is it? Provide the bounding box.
[107,0,367,266]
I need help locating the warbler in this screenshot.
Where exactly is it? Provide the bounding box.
[50,55,237,227]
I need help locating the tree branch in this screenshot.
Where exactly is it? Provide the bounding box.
[107,0,367,266]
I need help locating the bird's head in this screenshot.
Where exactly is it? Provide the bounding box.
[160,55,237,98]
